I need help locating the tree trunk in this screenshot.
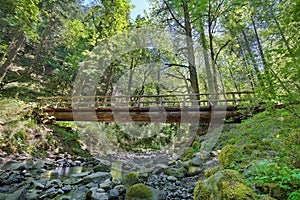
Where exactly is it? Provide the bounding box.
[182,0,199,98]
[241,29,261,84]
[251,16,273,92]
[128,57,135,94]
[207,3,218,94]
[237,38,255,90]
[0,31,26,81]
[199,23,214,94]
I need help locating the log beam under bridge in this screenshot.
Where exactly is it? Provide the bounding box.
[38,92,259,123]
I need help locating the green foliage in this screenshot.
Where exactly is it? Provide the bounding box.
[0,98,54,155]
[288,189,300,200]
[126,183,153,200]
[50,124,89,156]
[181,141,201,161]
[216,107,300,198]
[245,161,300,198]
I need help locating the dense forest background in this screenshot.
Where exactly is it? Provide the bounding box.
[0,0,299,104]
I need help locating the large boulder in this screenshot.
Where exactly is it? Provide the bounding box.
[1,160,26,171]
[122,172,139,188]
[83,172,112,184]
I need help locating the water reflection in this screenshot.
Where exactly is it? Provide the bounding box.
[42,166,84,179]
[111,161,123,180]
[56,166,84,176]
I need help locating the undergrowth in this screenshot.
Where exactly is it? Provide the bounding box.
[0,98,89,158]
[215,105,300,198]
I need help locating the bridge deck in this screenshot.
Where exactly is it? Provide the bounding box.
[38,91,256,123]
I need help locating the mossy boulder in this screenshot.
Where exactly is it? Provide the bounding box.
[218,145,242,168]
[125,183,153,200]
[93,164,110,172]
[122,172,140,188]
[188,166,202,176]
[194,169,256,200]
[203,166,222,178]
[165,166,187,178]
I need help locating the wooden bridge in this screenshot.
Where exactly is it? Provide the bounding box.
[38,91,259,123]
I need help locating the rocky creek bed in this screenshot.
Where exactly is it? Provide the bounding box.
[0,149,220,200]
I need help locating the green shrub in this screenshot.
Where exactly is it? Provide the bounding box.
[125,183,153,200]
[245,161,300,199]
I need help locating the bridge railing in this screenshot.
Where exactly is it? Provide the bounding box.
[37,91,255,109]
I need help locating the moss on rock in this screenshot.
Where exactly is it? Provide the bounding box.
[165,166,187,178]
[125,183,153,200]
[218,145,242,168]
[181,141,201,161]
[194,169,256,200]
[204,166,222,178]
[122,172,140,188]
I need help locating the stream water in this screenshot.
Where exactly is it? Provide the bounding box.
[41,162,123,180]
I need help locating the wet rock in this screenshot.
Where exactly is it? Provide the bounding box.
[151,188,167,200]
[45,179,62,189]
[191,156,203,167]
[86,188,109,200]
[114,185,126,194]
[187,166,202,176]
[71,171,91,178]
[96,159,112,169]
[83,172,112,184]
[36,168,46,174]
[63,177,83,185]
[43,186,64,199]
[0,171,9,182]
[99,179,112,191]
[1,160,26,171]
[93,164,110,172]
[33,181,45,190]
[85,182,98,188]
[112,178,122,186]
[32,161,45,170]
[26,189,40,200]
[0,186,9,193]
[24,172,32,177]
[0,187,26,200]
[167,176,178,182]
[108,188,119,198]
[62,185,72,192]
[203,159,220,170]
[3,171,24,184]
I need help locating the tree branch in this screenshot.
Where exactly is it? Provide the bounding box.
[165,63,189,68]
[215,40,231,62]
[163,0,186,31]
